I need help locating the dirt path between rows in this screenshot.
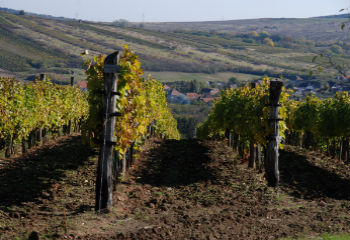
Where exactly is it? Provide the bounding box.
[0,136,349,239]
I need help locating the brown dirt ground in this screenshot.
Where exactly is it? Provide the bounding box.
[0,136,349,240]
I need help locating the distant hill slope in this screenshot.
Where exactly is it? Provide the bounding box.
[0,9,348,84]
[142,16,348,42]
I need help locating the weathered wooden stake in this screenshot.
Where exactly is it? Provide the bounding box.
[22,138,26,154]
[5,135,13,158]
[248,82,256,168]
[95,51,120,212]
[265,80,283,187]
[37,128,43,146]
[122,153,127,174]
[256,144,262,172]
[130,142,135,166]
[225,129,230,146]
[68,76,74,134]
[248,141,256,168]
[233,133,238,152]
[40,73,46,81]
[38,74,46,144]
[113,150,119,180]
[342,137,349,162]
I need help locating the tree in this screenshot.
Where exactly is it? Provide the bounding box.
[259,31,270,39]
[112,19,129,27]
[310,7,350,78]
[264,38,275,47]
[190,79,200,93]
[228,77,237,85]
[18,10,25,15]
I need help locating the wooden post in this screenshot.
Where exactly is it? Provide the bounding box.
[225,129,230,147]
[95,51,120,212]
[233,133,238,152]
[228,131,232,147]
[122,153,127,174]
[130,142,135,166]
[22,138,26,154]
[42,128,47,143]
[36,128,43,146]
[248,82,256,168]
[256,144,262,172]
[68,76,74,134]
[38,74,45,144]
[5,135,13,158]
[248,141,256,168]
[28,131,33,149]
[265,80,283,187]
[113,150,119,180]
[343,137,349,162]
[127,148,131,169]
[40,73,46,81]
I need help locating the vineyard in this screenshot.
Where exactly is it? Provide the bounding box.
[0,46,350,239]
[0,75,88,157]
[285,93,350,161]
[82,46,180,154]
[197,79,350,170]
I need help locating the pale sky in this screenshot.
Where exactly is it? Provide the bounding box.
[0,0,348,22]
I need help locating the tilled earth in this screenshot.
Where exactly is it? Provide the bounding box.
[0,136,349,240]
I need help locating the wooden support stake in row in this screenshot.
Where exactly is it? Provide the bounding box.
[38,74,46,145]
[95,51,120,212]
[68,76,74,134]
[248,82,256,169]
[265,80,283,187]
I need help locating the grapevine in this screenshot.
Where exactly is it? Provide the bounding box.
[82,46,180,155]
[0,76,88,154]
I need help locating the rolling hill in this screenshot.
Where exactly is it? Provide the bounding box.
[0,9,348,85]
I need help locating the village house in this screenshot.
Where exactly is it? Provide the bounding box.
[200,97,215,103]
[185,92,201,101]
[209,88,220,95]
[76,81,88,92]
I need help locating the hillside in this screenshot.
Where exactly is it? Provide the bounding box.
[0,10,348,85]
[142,15,349,42]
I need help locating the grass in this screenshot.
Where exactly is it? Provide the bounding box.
[280,233,350,240]
[142,16,348,42]
[145,71,260,83]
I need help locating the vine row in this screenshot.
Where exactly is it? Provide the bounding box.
[82,46,180,157]
[0,76,88,157]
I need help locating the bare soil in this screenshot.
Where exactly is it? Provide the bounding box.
[0,136,349,240]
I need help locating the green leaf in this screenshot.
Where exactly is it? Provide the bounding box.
[341,23,345,30]
[308,70,313,78]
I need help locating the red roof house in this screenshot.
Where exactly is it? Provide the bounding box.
[201,97,215,103]
[170,89,181,96]
[77,81,87,89]
[186,92,201,100]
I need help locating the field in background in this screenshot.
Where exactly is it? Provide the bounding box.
[146,71,260,83]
